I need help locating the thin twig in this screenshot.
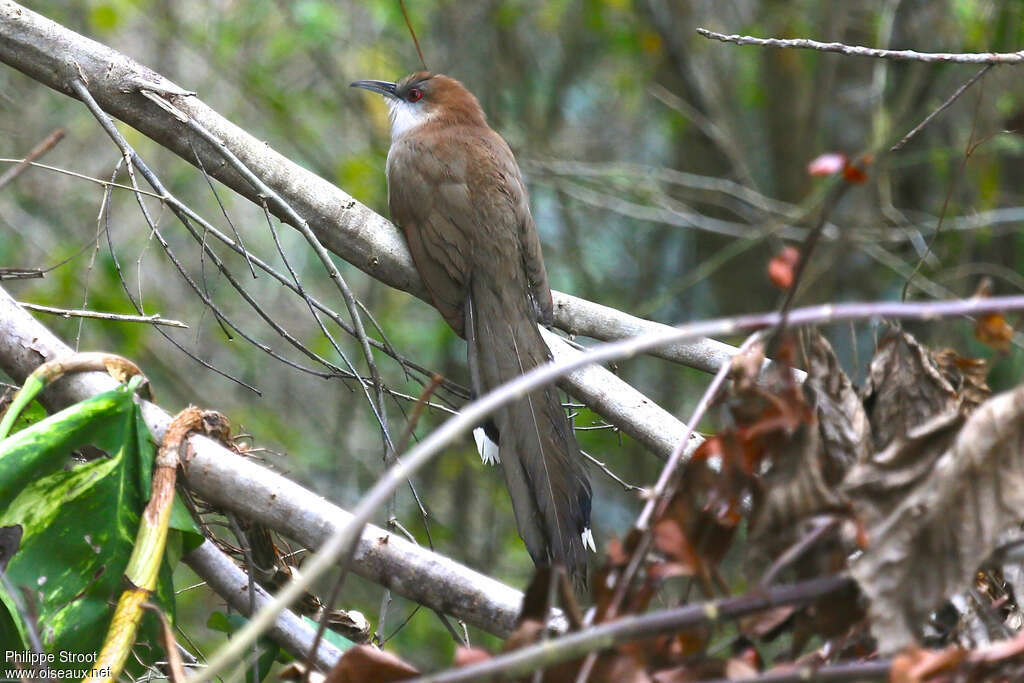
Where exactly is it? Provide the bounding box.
[0,158,163,198]
[174,107,395,452]
[580,449,643,493]
[18,302,188,328]
[398,0,427,70]
[759,517,841,587]
[0,268,44,280]
[901,68,987,302]
[0,128,65,190]
[696,28,1024,64]
[73,77,352,386]
[72,77,262,393]
[891,65,993,151]
[227,514,259,683]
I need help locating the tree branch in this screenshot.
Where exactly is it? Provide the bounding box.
[697,28,1024,64]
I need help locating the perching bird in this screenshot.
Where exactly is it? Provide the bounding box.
[352,72,592,581]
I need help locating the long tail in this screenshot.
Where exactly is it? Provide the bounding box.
[465,278,592,581]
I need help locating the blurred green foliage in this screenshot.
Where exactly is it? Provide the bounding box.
[2,0,1024,672]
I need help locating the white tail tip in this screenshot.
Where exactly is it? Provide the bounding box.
[473,427,500,465]
[581,527,596,553]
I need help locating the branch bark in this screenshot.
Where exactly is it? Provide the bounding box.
[0,284,525,639]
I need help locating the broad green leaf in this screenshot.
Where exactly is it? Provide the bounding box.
[0,384,201,672]
[0,387,133,510]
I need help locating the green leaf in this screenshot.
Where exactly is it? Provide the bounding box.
[1,398,47,438]
[301,616,355,652]
[0,384,194,673]
[0,387,134,510]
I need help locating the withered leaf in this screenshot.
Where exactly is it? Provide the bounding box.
[932,348,991,412]
[454,646,491,667]
[862,330,957,452]
[975,313,1014,353]
[849,384,1024,652]
[802,331,870,484]
[744,334,851,580]
[889,645,966,683]
[842,410,964,529]
[653,438,745,592]
[324,644,419,683]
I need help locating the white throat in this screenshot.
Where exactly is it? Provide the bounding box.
[388,99,432,140]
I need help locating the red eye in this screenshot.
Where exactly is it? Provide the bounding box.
[407,88,423,102]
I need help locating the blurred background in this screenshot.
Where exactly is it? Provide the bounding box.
[2,0,1024,669]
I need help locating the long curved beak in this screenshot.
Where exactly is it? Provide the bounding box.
[350,80,397,98]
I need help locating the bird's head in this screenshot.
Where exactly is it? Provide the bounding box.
[351,72,486,140]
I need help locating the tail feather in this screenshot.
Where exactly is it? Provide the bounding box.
[466,281,592,581]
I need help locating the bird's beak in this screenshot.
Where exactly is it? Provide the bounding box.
[350,80,398,98]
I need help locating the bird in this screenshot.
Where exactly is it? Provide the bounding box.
[352,72,593,582]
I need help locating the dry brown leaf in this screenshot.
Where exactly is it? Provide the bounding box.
[842,410,964,530]
[975,313,1014,353]
[454,646,492,667]
[724,656,759,679]
[324,644,419,683]
[744,334,851,580]
[889,645,966,683]
[862,330,958,452]
[803,331,871,484]
[849,384,1024,652]
[932,349,991,412]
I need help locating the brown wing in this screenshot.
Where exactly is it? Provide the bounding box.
[387,135,473,335]
[505,155,554,326]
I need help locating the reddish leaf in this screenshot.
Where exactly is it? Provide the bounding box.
[807,153,847,176]
[807,152,870,183]
[975,312,1013,352]
[454,646,491,667]
[842,159,870,184]
[504,619,545,653]
[324,645,419,683]
[767,246,801,290]
[725,657,759,679]
[890,645,966,683]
